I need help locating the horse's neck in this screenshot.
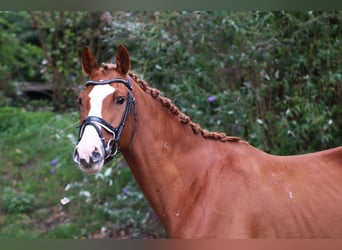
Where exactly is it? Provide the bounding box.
[120,86,206,232]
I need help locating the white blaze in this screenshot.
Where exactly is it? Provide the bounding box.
[88,85,116,117]
[75,84,116,173]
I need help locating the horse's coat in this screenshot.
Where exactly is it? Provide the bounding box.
[73,45,342,238]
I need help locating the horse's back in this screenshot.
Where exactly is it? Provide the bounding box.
[278,145,342,169]
[259,146,342,238]
[213,144,342,238]
[316,145,342,164]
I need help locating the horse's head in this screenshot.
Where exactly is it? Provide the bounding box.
[73,45,136,174]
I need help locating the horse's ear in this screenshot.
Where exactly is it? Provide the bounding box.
[81,46,99,76]
[116,45,130,75]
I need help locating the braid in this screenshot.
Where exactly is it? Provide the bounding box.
[128,72,246,144]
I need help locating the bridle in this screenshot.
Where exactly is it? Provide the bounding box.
[75,78,137,163]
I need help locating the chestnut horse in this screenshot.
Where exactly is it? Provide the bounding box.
[73,45,342,238]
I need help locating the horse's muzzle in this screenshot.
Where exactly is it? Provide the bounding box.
[73,146,104,174]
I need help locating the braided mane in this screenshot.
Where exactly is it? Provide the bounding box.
[128,72,245,144]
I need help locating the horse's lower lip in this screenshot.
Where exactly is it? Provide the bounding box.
[79,166,101,175]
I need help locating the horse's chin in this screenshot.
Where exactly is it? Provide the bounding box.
[79,162,104,175]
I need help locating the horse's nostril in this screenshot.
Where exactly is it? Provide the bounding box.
[91,150,102,163]
[80,158,92,168]
[73,149,80,164]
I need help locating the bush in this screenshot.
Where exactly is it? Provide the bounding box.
[99,11,341,154]
[0,12,42,97]
[2,11,340,154]
[1,187,37,214]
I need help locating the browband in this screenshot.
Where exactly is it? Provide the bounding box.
[84,78,132,91]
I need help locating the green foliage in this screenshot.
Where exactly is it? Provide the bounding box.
[0,12,42,96]
[1,11,340,153]
[62,159,159,237]
[0,213,40,239]
[100,11,341,154]
[0,107,162,238]
[47,224,80,239]
[1,187,37,213]
[28,11,105,111]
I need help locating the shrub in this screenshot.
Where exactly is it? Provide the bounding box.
[100,11,341,154]
[1,187,37,214]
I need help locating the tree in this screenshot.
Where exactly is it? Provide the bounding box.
[0,11,42,102]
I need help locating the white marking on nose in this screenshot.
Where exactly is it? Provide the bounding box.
[75,84,116,173]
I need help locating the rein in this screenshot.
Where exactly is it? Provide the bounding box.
[76,78,137,163]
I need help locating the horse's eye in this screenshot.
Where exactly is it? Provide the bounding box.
[116,96,126,105]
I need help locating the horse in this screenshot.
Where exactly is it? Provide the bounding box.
[73,45,342,238]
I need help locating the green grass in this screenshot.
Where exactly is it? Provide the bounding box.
[0,107,163,239]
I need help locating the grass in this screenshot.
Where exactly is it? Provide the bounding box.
[0,106,164,239]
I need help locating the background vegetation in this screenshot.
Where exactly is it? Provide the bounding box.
[0,11,341,238]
